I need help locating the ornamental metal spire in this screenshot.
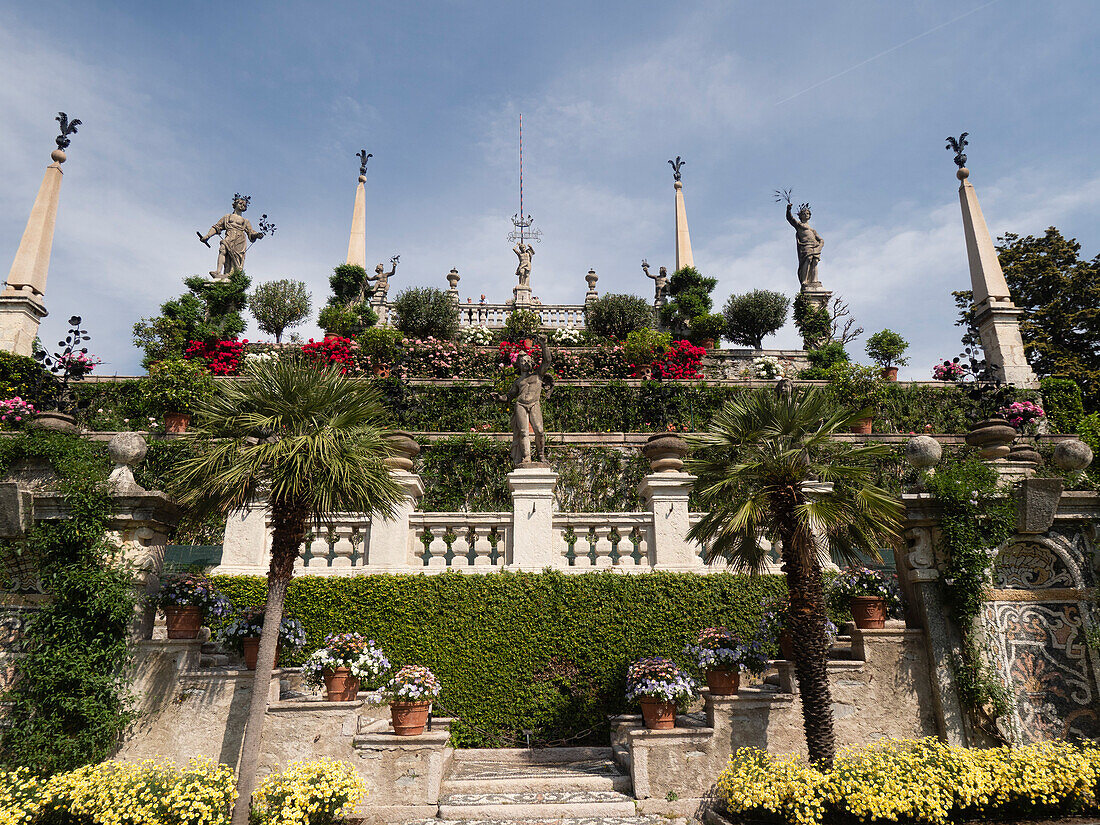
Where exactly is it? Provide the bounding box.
[507,114,542,246]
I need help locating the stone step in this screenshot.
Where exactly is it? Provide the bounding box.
[450,747,615,764]
[401,817,683,825]
[437,790,638,821]
[199,653,229,668]
[442,754,631,795]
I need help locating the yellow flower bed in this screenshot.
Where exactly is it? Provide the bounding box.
[0,757,366,825]
[716,737,1100,825]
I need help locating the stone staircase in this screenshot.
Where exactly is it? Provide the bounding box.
[398,746,686,825]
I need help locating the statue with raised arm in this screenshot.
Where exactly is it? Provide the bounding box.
[197,194,267,279]
[366,255,400,302]
[776,190,824,289]
[505,338,554,466]
[642,259,669,305]
[514,242,535,287]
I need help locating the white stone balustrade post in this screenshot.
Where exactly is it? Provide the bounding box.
[366,470,425,571]
[507,466,559,570]
[219,504,271,575]
[638,472,698,571]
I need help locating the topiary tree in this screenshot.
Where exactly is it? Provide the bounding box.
[248,280,312,343]
[584,294,654,341]
[659,267,718,339]
[391,287,459,340]
[133,272,250,368]
[865,329,910,371]
[723,290,790,349]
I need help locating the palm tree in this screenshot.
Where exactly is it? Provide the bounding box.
[170,357,403,825]
[686,385,902,766]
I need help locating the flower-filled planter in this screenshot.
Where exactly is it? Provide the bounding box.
[625,656,696,730]
[685,627,769,696]
[758,595,839,662]
[156,573,229,639]
[302,634,391,701]
[828,567,903,630]
[386,665,442,736]
[219,606,307,670]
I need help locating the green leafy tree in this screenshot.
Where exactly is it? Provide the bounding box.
[659,266,717,338]
[169,358,403,825]
[865,329,910,370]
[133,272,250,368]
[318,265,377,338]
[687,387,902,766]
[501,309,544,343]
[723,290,790,349]
[248,280,312,343]
[391,287,460,340]
[584,294,655,340]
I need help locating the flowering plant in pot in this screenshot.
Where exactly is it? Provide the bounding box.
[825,362,884,433]
[685,627,770,695]
[932,358,967,382]
[302,634,390,701]
[0,397,36,430]
[624,656,696,730]
[758,595,838,661]
[143,357,215,433]
[827,567,903,630]
[219,606,307,670]
[999,400,1045,432]
[384,665,442,736]
[155,572,230,639]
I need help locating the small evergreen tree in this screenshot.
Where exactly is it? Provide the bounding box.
[249,279,312,342]
[659,266,718,339]
[318,265,377,338]
[584,294,654,340]
[391,287,460,340]
[723,290,790,349]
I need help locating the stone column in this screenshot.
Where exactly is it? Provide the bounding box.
[638,431,697,569]
[346,173,367,268]
[367,432,424,571]
[955,166,1037,388]
[674,180,694,272]
[507,466,559,570]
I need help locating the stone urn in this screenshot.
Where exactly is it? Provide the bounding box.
[165,605,203,639]
[705,668,740,696]
[1007,442,1043,465]
[643,433,690,473]
[638,697,677,730]
[965,417,1017,460]
[383,431,421,472]
[849,596,887,630]
[323,667,360,701]
[391,700,432,736]
[242,638,282,670]
[30,411,79,434]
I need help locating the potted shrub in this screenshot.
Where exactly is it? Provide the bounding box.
[156,572,229,639]
[623,328,671,378]
[385,665,442,736]
[624,656,696,730]
[932,358,966,382]
[302,633,391,701]
[828,567,903,630]
[144,357,215,433]
[758,595,838,661]
[1000,400,1045,433]
[220,606,307,670]
[358,327,405,376]
[685,627,770,696]
[825,362,885,433]
[865,329,910,381]
[689,313,726,350]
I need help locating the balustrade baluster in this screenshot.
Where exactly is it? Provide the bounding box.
[593,526,614,568]
[451,526,473,568]
[472,526,493,567]
[331,529,354,567]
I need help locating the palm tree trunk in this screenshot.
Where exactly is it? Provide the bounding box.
[230,500,306,825]
[779,521,836,767]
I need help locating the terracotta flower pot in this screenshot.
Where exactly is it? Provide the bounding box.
[850,595,887,629]
[164,412,191,434]
[373,366,391,378]
[699,338,716,351]
[849,416,873,434]
[323,667,361,701]
[778,629,795,661]
[165,605,203,639]
[881,366,899,381]
[638,697,677,730]
[241,638,283,670]
[705,668,740,696]
[391,700,432,736]
[965,417,1017,460]
[323,332,341,342]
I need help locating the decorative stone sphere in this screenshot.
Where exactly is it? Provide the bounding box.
[358,175,366,183]
[383,430,421,472]
[956,167,969,181]
[904,435,942,469]
[51,149,67,164]
[1053,439,1093,472]
[108,432,148,468]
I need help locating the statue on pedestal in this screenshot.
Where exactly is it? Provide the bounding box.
[501,339,554,466]
[366,255,399,303]
[197,194,272,279]
[514,242,535,288]
[642,259,668,304]
[776,190,824,290]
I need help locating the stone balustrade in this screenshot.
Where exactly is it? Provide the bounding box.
[457,302,587,329]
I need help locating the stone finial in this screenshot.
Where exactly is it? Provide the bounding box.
[585,269,598,303]
[643,432,690,473]
[108,432,148,493]
[383,431,421,472]
[1053,439,1093,472]
[446,268,460,290]
[905,436,942,469]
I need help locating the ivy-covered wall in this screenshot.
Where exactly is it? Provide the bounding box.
[213,570,786,747]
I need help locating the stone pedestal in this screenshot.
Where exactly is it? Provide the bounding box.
[974,299,1037,387]
[637,472,697,570]
[0,291,47,357]
[367,470,425,570]
[512,283,533,307]
[218,505,271,575]
[507,466,558,569]
[797,286,832,349]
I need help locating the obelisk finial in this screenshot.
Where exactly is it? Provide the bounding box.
[668,156,685,183]
[356,149,371,183]
[53,112,80,163]
[946,132,969,180]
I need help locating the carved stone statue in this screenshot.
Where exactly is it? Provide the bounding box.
[197,194,265,279]
[505,339,554,466]
[642,259,668,304]
[366,255,399,302]
[785,202,824,290]
[514,242,535,287]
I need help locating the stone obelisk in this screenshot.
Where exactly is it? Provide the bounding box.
[0,114,79,356]
[670,156,694,272]
[948,134,1037,388]
[346,150,370,268]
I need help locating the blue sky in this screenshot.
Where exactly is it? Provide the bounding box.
[1,1,1098,376]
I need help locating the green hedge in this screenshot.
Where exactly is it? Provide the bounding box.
[212,571,786,747]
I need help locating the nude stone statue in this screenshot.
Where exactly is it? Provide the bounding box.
[503,338,554,466]
[642,259,668,304]
[197,195,266,279]
[366,255,399,302]
[514,242,535,287]
[785,202,824,289]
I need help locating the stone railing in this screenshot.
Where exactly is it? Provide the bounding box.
[294,517,370,573]
[456,302,587,330]
[554,513,656,568]
[409,512,510,569]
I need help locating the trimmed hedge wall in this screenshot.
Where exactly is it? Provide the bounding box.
[212,571,786,747]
